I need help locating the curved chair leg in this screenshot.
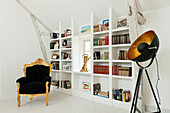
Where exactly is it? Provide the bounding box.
[46,82,49,106]
[17,83,20,107]
[30,97,33,100]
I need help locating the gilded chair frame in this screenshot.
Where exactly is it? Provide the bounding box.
[17,58,52,107]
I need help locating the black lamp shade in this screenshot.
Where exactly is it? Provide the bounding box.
[128,30,159,62]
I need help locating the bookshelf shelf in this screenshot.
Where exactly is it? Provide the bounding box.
[112,44,131,47]
[50,59,60,61]
[61,36,72,40]
[58,88,72,94]
[50,38,60,41]
[112,27,129,32]
[61,60,72,62]
[93,74,109,77]
[93,30,109,35]
[61,70,72,73]
[93,60,109,62]
[50,49,60,51]
[112,75,132,80]
[79,34,92,38]
[93,45,109,49]
[61,48,72,51]
[73,71,91,75]
[112,99,131,109]
[93,95,111,105]
[51,70,60,72]
[112,60,132,63]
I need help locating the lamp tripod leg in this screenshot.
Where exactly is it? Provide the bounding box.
[130,68,143,113]
[133,76,141,113]
[145,69,161,113]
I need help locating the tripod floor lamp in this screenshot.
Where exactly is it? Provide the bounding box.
[127,30,161,113]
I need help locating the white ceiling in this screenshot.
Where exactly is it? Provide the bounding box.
[21,0,170,31]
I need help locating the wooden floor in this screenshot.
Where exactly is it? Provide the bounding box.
[0,90,128,113]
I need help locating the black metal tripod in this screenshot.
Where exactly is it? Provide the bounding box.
[130,57,161,113]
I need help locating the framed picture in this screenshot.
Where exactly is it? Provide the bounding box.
[80,24,91,35]
[63,65,70,71]
[102,19,109,27]
[116,18,128,28]
[104,52,109,60]
[82,82,91,91]
[51,54,59,59]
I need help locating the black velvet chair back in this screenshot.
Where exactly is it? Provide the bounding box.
[26,65,50,82]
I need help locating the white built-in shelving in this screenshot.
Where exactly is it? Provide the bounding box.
[49,18,74,95]
[49,6,136,111]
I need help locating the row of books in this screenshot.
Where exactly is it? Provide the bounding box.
[93,65,109,75]
[61,28,72,37]
[118,50,128,60]
[61,80,71,89]
[113,89,131,102]
[51,80,59,87]
[112,66,132,77]
[51,80,71,89]
[51,61,59,70]
[97,91,109,98]
[50,41,60,49]
[52,33,59,39]
[112,34,130,44]
[93,36,109,46]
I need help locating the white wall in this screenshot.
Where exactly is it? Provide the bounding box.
[139,6,170,110]
[0,0,43,101]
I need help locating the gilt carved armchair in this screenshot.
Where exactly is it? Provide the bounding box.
[16,58,52,107]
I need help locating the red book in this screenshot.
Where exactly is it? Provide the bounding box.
[100,66,102,74]
[105,36,109,45]
[112,66,116,75]
[93,65,96,73]
[96,65,98,74]
[116,66,119,75]
[102,66,106,74]
[106,66,109,75]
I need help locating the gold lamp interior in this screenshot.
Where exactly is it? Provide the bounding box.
[128,30,155,60]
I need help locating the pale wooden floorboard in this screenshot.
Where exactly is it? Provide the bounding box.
[0,90,128,113]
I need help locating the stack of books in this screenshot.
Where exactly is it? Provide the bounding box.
[97,91,109,98]
[61,28,72,37]
[61,80,71,89]
[93,65,109,75]
[113,89,131,102]
[119,50,128,60]
[51,61,59,70]
[112,34,130,44]
[93,36,109,46]
[51,80,59,87]
[112,66,132,77]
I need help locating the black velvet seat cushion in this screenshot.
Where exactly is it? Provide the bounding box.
[19,82,46,94]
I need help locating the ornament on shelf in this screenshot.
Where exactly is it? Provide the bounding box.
[80,54,91,72]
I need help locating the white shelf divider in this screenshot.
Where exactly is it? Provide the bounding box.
[93,60,109,62]
[112,27,129,32]
[112,44,131,47]
[93,45,109,49]
[112,60,132,63]
[93,30,109,35]
[112,75,132,80]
